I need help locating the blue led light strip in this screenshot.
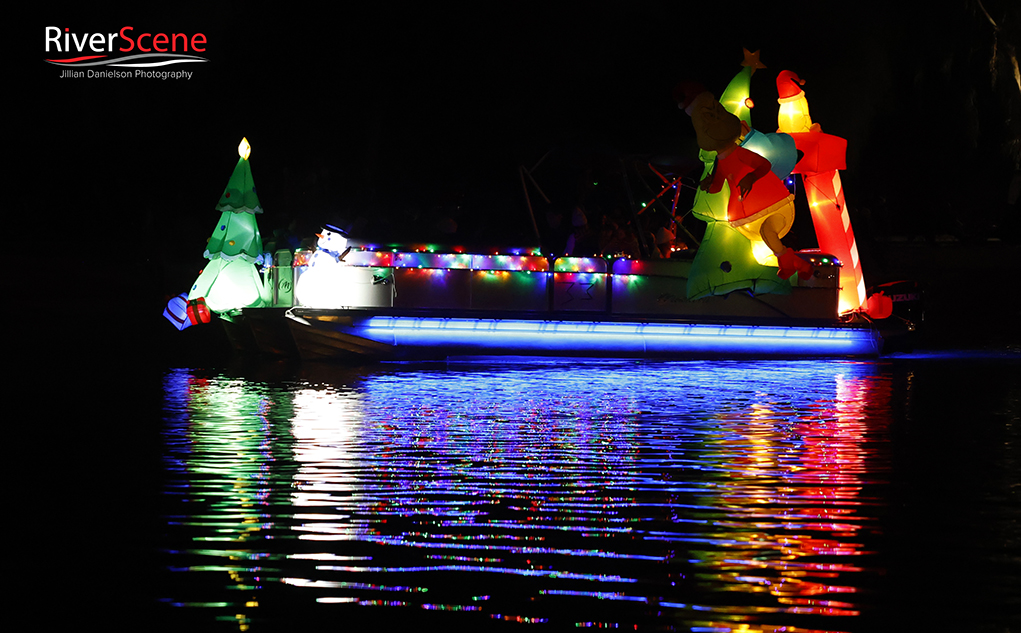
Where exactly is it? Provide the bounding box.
[344,316,881,357]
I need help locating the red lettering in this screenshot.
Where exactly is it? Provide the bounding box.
[116,26,207,54]
[118,25,134,52]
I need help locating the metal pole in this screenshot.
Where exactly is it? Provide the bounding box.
[619,159,651,258]
[519,166,543,248]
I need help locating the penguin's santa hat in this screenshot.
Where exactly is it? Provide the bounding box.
[776,70,806,102]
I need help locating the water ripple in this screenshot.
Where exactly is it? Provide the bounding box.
[159,360,901,630]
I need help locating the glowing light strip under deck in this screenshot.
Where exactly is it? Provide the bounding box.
[344,316,881,357]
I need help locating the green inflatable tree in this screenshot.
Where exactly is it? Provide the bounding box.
[188,138,270,317]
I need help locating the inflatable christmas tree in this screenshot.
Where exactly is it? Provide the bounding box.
[187,138,270,318]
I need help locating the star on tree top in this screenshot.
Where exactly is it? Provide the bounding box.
[742,48,766,74]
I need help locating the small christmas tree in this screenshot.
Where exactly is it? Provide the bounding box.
[187,138,270,317]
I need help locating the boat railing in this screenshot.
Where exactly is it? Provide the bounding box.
[272,248,842,321]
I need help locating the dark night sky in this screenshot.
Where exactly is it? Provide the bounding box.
[15,1,1020,327]
[15,7,1018,619]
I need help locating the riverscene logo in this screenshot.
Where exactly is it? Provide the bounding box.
[45,26,209,80]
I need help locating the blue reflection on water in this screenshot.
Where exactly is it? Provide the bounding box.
[158,356,1014,631]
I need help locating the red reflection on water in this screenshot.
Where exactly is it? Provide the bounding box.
[693,370,892,625]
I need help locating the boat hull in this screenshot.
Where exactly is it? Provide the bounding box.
[283,309,884,361]
[245,307,301,357]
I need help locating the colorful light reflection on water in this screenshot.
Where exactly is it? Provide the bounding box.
[160,359,901,631]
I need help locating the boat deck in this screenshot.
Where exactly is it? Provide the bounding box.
[234,250,903,362]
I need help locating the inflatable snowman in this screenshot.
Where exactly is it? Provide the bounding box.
[308,224,352,268]
[294,225,378,308]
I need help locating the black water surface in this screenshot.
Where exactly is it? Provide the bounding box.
[33,349,1019,633]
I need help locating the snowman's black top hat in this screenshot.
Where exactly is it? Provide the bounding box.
[322,224,349,237]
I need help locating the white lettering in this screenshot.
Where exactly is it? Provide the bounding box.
[44,26,61,52]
